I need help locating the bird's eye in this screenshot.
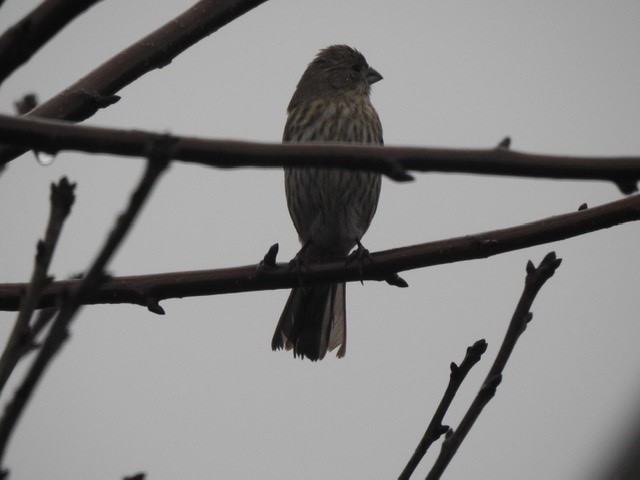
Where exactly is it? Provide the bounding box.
[351,64,362,73]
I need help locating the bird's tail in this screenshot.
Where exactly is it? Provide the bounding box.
[271,283,346,361]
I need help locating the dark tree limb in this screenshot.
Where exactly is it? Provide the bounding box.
[0,178,75,395]
[1,114,640,190]
[0,0,268,166]
[0,193,635,312]
[0,0,103,87]
[398,340,487,480]
[0,156,170,474]
[425,252,562,479]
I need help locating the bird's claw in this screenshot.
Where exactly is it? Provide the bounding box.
[346,240,373,284]
[288,243,313,286]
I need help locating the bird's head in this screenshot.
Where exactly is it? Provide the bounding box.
[289,45,382,111]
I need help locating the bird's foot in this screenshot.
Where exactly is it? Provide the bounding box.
[288,241,312,285]
[346,239,373,284]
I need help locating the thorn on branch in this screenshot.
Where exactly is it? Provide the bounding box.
[614,178,639,195]
[578,202,588,211]
[123,473,146,480]
[385,272,408,288]
[77,89,121,110]
[156,57,173,69]
[384,159,414,182]
[497,136,511,149]
[258,243,279,271]
[13,93,37,114]
[145,297,165,315]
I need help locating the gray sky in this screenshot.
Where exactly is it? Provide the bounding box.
[1,1,640,478]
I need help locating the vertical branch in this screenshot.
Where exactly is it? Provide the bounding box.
[425,252,562,480]
[0,150,170,474]
[398,339,487,480]
[0,178,75,393]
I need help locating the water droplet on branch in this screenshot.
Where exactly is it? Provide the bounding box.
[34,151,56,166]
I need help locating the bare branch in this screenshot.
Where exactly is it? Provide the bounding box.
[0,155,170,473]
[1,114,640,190]
[0,0,103,87]
[426,253,562,479]
[0,178,75,395]
[399,340,487,480]
[0,193,635,312]
[0,0,268,167]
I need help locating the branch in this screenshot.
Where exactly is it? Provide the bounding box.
[0,193,636,312]
[0,0,103,87]
[426,252,562,479]
[398,340,487,480]
[1,115,640,190]
[0,154,170,474]
[0,178,75,395]
[0,0,268,166]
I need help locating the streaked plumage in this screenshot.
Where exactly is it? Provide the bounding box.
[272,45,383,360]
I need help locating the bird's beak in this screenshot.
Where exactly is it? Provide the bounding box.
[366,66,383,85]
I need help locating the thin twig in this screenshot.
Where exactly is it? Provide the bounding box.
[0,178,75,394]
[425,252,562,480]
[0,0,268,167]
[0,193,634,312]
[0,154,170,474]
[399,340,487,480]
[1,114,640,190]
[0,0,103,86]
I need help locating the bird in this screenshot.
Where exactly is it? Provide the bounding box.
[271,45,383,360]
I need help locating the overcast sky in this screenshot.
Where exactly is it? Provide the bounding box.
[1,1,640,479]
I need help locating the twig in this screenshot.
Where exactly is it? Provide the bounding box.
[0,0,268,167]
[0,193,635,312]
[425,252,562,479]
[399,340,487,480]
[1,114,640,190]
[0,154,170,474]
[0,0,103,86]
[123,474,145,480]
[0,178,75,394]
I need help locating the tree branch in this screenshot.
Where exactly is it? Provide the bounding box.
[426,252,562,479]
[0,154,170,474]
[0,178,75,395]
[1,114,640,190]
[0,0,103,87]
[0,193,635,312]
[398,340,487,480]
[0,0,268,166]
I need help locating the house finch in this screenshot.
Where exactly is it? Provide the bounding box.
[271,45,383,360]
